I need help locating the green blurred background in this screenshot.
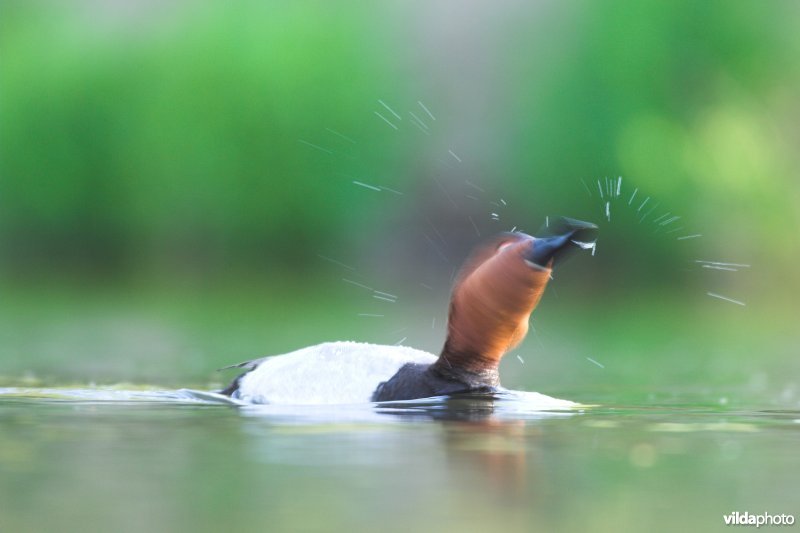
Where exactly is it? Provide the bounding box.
[1,1,798,399]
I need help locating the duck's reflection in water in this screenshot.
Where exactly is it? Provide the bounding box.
[237,392,579,504]
[381,393,574,501]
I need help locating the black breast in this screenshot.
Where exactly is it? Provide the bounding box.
[371,362,494,402]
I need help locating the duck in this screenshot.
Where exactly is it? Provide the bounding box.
[221,218,597,405]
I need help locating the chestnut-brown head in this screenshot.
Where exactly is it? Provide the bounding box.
[438,219,597,377]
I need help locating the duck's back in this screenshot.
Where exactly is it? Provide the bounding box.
[228,341,438,405]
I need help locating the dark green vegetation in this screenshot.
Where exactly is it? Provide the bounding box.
[1,1,799,531]
[2,1,798,284]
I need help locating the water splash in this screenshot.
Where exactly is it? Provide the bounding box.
[374,110,398,130]
[706,292,746,306]
[352,180,382,192]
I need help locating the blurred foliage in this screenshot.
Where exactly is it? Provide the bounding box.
[0,2,415,278]
[503,0,800,282]
[1,0,799,291]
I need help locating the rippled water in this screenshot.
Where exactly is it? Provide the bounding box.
[1,386,798,532]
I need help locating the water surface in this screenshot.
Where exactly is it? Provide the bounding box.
[1,386,797,532]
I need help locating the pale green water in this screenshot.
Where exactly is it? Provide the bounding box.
[0,284,797,531]
[1,387,798,533]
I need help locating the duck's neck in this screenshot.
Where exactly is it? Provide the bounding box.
[430,344,502,388]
